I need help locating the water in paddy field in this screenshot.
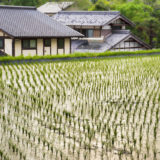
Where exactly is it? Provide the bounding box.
[0,56,160,160]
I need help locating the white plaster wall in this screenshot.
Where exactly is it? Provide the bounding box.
[22,50,36,56]
[5,39,12,56]
[102,25,111,30]
[120,41,124,48]
[58,49,64,55]
[125,42,129,47]
[15,39,21,56]
[134,42,139,47]
[130,42,135,47]
[51,39,57,55]
[122,25,126,30]
[37,39,43,56]
[44,47,50,55]
[65,38,70,54]
[112,40,146,51]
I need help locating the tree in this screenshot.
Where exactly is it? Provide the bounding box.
[90,0,160,48]
[117,0,160,47]
[89,0,116,11]
[64,0,91,10]
[90,0,98,4]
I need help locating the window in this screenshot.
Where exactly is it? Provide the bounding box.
[81,29,94,37]
[112,26,122,30]
[44,39,51,47]
[22,39,36,49]
[82,29,87,37]
[0,38,4,49]
[87,30,94,37]
[58,38,64,49]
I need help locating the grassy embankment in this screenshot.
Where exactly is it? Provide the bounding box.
[0,49,160,61]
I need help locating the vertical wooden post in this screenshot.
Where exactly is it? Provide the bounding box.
[12,38,15,57]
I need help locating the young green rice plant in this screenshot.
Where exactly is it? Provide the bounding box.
[0,56,160,160]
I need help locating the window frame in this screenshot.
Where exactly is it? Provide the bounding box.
[0,38,4,49]
[44,39,51,47]
[57,38,64,49]
[22,39,37,50]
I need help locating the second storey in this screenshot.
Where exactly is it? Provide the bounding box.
[53,11,135,42]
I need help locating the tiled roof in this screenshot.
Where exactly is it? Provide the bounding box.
[37,2,74,14]
[0,5,83,38]
[53,11,134,26]
[73,30,151,53]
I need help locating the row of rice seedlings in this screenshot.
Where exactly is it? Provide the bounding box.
[0,56,160,159]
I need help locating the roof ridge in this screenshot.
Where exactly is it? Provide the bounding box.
[0,5,36,10]
[59,11,120,15]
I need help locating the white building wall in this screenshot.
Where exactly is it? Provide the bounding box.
[22,50,36,56]
[102,25,111,30]
[58,49,64,55]
[5,39,12,56]
[65,38,70,54]
[1,37,72,56]
[37,39,43,56]
[44,47,50,55]
[111,39,146,51]
[15,39,21,56]
[51,39,57,55]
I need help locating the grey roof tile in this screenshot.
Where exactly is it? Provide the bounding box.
[53,11,135,26]
[0,5,83,38]
[73,30,151,53]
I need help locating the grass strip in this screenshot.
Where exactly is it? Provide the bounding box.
[0,49,160,62]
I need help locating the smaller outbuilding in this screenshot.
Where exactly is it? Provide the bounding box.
[37,2,74,17]
[0,5,83,57]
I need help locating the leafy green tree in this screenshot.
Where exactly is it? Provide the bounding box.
[117,0,160,47]
[90,0,160,47]
[61,0,91,10]
[91,0,98,4]
[89,0,116,11]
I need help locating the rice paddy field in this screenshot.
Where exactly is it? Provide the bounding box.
[0,55,160,160]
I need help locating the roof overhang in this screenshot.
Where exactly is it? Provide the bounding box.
[0,5,36,10]
[104,14,135,27]
[0,28,14,38]
[109,33,151,50]
[14,35,84,38]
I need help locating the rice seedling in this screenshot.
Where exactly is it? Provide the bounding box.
[0,56,160,160]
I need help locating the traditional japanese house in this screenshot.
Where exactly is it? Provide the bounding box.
[0,5,82,57]
[53,11,151,52]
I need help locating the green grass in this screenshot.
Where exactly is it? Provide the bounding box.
[0,49,160,62]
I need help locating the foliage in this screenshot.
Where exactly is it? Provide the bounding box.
[90,0,160,48]
[2,0,91,8]
[89,0,115,11]
[116,0,160,47]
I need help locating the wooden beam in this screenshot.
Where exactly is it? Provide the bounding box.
[12,38,15,57]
